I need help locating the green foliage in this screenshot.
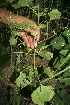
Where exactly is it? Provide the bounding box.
[59,49,69,56]
[13,90,19,105]
[31,85,55,105]
[12,0,33,8]
[9,37,17,46]
[15,71,33,88]
[0,0,70,105]
[63,29,70,38]
[44,67,54,78]
[58,77,70,86]
[7,0,14,3]
[38,51,53,60]
[50,36,66,50]
[49,9,61,20]
[8,21,34,30]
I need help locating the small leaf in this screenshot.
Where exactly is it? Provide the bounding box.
[59,49,69,56]
[12,0,32,8]
[39,24,46,29]
[63,29,70,37]
[38,51,53,60]
[49,9,61,20]
[30,30,36,37]
[44,67,54,78]
[39,45,49,52]
[31,85,55,105]
[9,37,17,46]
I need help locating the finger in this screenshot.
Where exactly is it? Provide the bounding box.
[34,39,37,48]
[28,36,34,49]
[20,32,30,48]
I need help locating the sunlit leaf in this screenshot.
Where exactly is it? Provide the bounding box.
[30,30,36,37]
[49,9,61,20]
[31,85,55,105]
[59,49,69,56]
[9,37,17,46]
[38,24,46,29]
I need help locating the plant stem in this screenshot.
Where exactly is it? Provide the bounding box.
[41,66,70,84]
[46,21,49,38]
[54,66,70,77]
[38,2,40,25]
[34,49,36,70]
[54,54,70,74]
[11,45,13,65]
[33,0,40,70]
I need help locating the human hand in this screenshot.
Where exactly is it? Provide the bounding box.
[0,8,40,49]
[19,23,40,49]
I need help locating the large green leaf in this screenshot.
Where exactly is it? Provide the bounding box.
[31,85,55,105]
[50,36,66,50]
[15,72,32,88]
[49,9,61,20]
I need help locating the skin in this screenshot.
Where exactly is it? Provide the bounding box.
[0,8,40,49]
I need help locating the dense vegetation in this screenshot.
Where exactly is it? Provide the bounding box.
[0,0,70,105]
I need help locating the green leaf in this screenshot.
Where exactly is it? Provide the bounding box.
[12,0,32,8]
[9,37,17,46]
[63,29,70,38]
[59,49,69,56]
[30,30,36,37]
[50,36,66,50]
[15,72,32,88]
[38,51,53,60]
[44,67,54,78]
[58,77,70,86]
[39,45,49,52]
[31,85,55,105]
[67,37,70,43]
[8,21,34,30]
[39,24,46,29]
[7,0,14,3]
[49,9,61,20]
[13,89,19,105]
[53,56,66,69]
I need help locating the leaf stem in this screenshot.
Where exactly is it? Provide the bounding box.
[38,2,40,25]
